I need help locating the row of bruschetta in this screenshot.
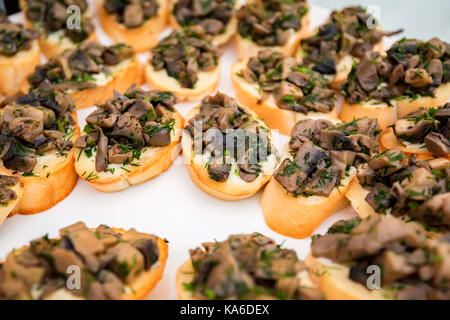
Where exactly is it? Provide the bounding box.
[1,207,449,300]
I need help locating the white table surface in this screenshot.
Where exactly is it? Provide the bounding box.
[1,2,408,300]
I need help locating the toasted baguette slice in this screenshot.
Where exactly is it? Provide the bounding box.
[231,60,339,136]
[7,113,80,215]
[8,227,168,300]
[182,106,279,201]
[305,254,391,300]
[176,258,315,300]
[97,0,168,53]
[144,55,220,102]
[396,82,450,118]
[19,0,97,59]
[380,128,450,160]
[0,40,40,97]
[340,99,398,132]
[236,12,310,61]
[260,164,356,239]
[0,168,24,227]
[75,112,184,192]
[22,58,141,110]
[168,2,238,47]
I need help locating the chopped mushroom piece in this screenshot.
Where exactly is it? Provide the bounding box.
[0,222,162,300]
[187,233,324,299]
[75,85,177,172]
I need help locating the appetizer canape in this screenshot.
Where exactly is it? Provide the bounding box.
[296,6,402,89]
[0,80,79,214]
[306,214,450,300]
[25,42,139,109]
[19,0,96,58]
[0,170,24,227]
[341,38,450,131]
[0,222,168,300]
[169,0,237,47]
[177,232,324,300]
[182,92,279,201]
[74,85,183,192]
[232,50,338,135]
[0,11,40,97]
[144,29,220,102]
[235,0,309,60]
[346,149,450,235]
[260,118,381,239]
[381,104,450,159]
[97,0,168,53]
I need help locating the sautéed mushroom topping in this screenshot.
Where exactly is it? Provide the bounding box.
[275,118,380,196]
[186,233,324,300]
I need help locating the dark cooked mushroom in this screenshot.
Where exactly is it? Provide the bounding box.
[95,126,108,172]
[356,57,379,91]
[424,132,450,155]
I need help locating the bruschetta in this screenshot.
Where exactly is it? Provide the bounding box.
[235,0,310,60]
[341,38,450,131]
[381,104,450,159]
[260,117,381,239]
[97,0,168,53]
[0,11,40,97]
[295,6,401,89]
[231,50,339,135]
[74,84,183,192]
[0,221,168,300]
[0,169,24,227]
[177,232,324,300]
[306,214,449,300]
[0,80,79,214]
[24,41,139,109]
[182,92,279,201]
[144,29,221,102]
[345,149,450,235]
[169,0,237,47]
[19,0,97,58]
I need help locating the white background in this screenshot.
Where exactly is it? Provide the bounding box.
[1,3,401,299]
